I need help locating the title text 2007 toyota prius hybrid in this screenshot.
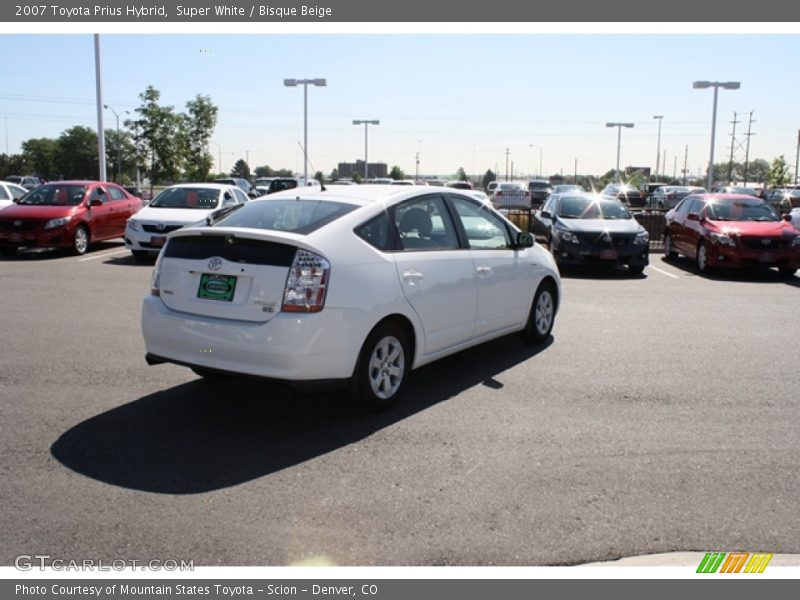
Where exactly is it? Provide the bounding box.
[141,185,561,409]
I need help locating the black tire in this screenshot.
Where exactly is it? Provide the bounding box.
[628,264,645,275]
[131,250,150,262]
[522,280,556,343]
[0,247,17,257]
[72,225,89,255]
[779,267,797,278]
[696,242,712,275]
[663,232,678,260]
[354,322,410,411]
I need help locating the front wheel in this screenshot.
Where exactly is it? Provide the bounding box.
[522,281,556,343]
[696,242,712,275]
[72,225,89,255]
[354,323,409,411]
[779,267,797,278]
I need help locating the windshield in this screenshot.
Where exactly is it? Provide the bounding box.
[706,200,779,222]
[18,184,87,206]
[150,187,222,209]
[210,199,357,234]
[557,196,632,220]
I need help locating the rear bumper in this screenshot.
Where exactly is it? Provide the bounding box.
[141,295,366,381]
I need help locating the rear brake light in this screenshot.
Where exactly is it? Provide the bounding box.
[282,249,330,313]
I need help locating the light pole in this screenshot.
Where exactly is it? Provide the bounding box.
[103,104,129,183]
[529,144,543,178]
[284,78,326,184]
[606,122,634,176]
[653,115,663,181]
[353,119,379,179]
[693,80,740,191]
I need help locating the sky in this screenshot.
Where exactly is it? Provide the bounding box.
[1,29,799,181]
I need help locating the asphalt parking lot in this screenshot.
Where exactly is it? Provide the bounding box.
[1,242,798,566]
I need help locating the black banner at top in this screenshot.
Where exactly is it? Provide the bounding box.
[2,0,800,22]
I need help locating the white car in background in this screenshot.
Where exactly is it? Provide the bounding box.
[0,181,29,210]
[125,183,248,260]
[142,185,561,410]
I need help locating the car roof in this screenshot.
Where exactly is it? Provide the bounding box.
[164,183,233,190]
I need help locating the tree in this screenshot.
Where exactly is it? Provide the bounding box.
[0,153,28,177]
[352,171,362,184]
[481,169,496,190]
[743,158,770,184]
[254,165,274,178]
[230,159,250,179]
[314,171,324,184]
[183,94,218,182]
[389,165,405,180]
[104,128,136,184]
[130,86,184,185]
[56,126,98,179]
[21,138,58,179]
[455,167,468,182]
[768,155,792,187]
[329,168,339,181]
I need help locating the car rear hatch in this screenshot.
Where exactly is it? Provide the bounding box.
[156,229,305,323]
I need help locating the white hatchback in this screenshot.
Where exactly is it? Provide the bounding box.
[125,183,249,260]
[141,185,561,409]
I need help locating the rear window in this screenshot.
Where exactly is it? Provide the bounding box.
[211,199,357,234]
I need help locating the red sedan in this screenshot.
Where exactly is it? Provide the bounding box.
[0,181,142,256]
[664,193,800,277]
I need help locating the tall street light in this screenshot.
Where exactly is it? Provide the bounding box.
[653,115,663,180]
[606,122,634,176]
[353,119,379,179]
[284,78,326,184]
[104,104,129,183]
[529,144,543,178]
[693,80,740,191]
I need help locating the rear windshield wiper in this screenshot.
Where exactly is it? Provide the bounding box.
[206,203,245,225]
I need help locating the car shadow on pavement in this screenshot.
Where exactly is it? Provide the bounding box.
[0,241,125,261]
[659,255,800,286]
[558,266,647,280]
[51,335,553,495]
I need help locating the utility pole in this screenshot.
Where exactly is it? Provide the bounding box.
[683,145,688,185]
[504,148,510,181]
[795,129,800,185]
[743,110,756,184]
[728,111,739,184]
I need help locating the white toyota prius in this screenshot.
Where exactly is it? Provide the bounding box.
[142,185,561,410]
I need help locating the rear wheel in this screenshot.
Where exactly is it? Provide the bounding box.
[354,323,409,411]
[663,233,678,260]
[72,225,89,255]
[522,281,556,343]
[628,264,645,275]
[0,247,17,257]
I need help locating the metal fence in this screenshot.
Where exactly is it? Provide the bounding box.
[503,208,667,250]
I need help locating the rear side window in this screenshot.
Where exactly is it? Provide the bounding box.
[355,211,393,251]
[212,199,356,234]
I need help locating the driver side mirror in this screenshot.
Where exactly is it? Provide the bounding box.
[782,213,792,222]
[513,231,534,249]
[89,198,103,207]
[540,210,552,220]
[687,212,700,221]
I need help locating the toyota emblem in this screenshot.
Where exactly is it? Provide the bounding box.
[208,257,223,272]
[156,223,166,232]
[13,220,22,227]
[761,238,772,246]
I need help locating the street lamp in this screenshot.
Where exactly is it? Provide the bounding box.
[529,144,543,178]
[653,115,663,180]
[103,104,130,183]
[606,122,635,176]
[211,142,222,174]
[693,80,740,190]
[284,78,326,184]
[353,119,379,179]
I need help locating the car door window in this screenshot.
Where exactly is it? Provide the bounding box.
[107,186,126,201]
[449,196,511,250]
[0,186,9,200]
[233,189,248,204]
[394,196,459,251]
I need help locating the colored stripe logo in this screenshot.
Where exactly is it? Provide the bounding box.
[697,552,773,573]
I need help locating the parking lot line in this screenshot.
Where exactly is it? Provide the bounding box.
[648,265,680,279]
[78,249,130,262]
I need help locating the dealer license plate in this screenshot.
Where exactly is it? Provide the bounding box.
[197,273,237,302]
[599,249,618,260]
[150,236,166,247]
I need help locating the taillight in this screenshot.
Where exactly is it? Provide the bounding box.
[282,249,330,313]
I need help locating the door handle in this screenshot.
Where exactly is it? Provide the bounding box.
[402,269,423,285]
[476,265,492,277]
